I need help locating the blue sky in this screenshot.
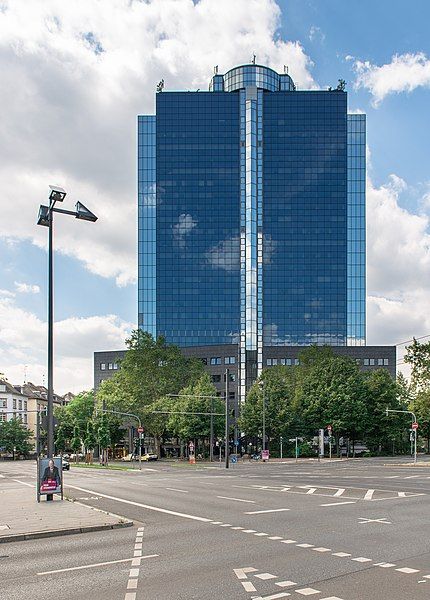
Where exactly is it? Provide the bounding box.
[0,0,429,391]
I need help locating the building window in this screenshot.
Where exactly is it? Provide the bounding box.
[0,399,6,408]
[113,363,118,370]
[0,413,6,422]
[13,399,16,409]
[211,374,221,383]
[19,400,22,410]
[355,359,361,365]
[369,358,375,366]
[224,373,236,382]
[23,415,27,424]
[108,363,113,370]
[378,358,383,366]
[266,359,272,366]
[24,401,27,410]
[0,384,5,392]
[384,358,389,366]
[100,363,106,370]
[285,358,292,366]
[364,359,369,366]
[229,391,235,400]
[200,357,208,365]
[224,356,236,364]
[210,357,221,365]
[294,359,300,366]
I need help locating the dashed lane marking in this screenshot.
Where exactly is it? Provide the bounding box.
[296,588,320,595]
[217,495,256,503]
[245,508,290,515]
[165,488,189,493]
[396,567,420,574]
[320,501,356,507]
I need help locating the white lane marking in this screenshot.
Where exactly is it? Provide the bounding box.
[320,597,345,600]
[165,488,189,493]
[351,557,372,563]
[37,555,158,575]
[374,562,396,568]
[333,489,345,497]
[364,489,375,500]
[66,484,212,522]
[296,588,320,595]
[332,552,351,557]
[281,539,297,544]
[312,547,331,552]
[242,581,257,592]
[219,523,232,527]
[127,580,138,589]
[243,529,257,533]
[124,593,136,600]
[217,495,256,504]
[396,567,420,574]
[231,526,245,530]
[320,501,356,507]
[254,532,269,537]
[275,581,297,588]
[404,475,420,479]
[269,536,283,540]
[306,488,317,494]
[234,567,258,579]
[358,517,391,525]
[245,508,290,515]
[255,572,277,580]
[129,569,139,578]
[296,543,314,548]
[398,492,406,497]
[11,478,34,488]
[252,593,290,599]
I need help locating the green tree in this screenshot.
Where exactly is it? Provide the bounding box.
[97,413,111,466]
[83,421,97,463]
[239,365,300,452]
[0,418,33,459]
[404,338,430,392]
[362,369,406,455]
[70,424,81,462]
[97,330,204,455]
[295,354,367,453]
[410,391,430,453]
[168,373,222,454]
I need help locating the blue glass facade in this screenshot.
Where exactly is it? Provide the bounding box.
[138,64,366,397]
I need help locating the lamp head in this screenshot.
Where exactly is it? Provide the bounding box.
[37,205,50,227]
[75,201,98,222]
[49,185,66,203]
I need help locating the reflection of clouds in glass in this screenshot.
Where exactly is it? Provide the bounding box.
[263,322,345,346]
[207,234,277,271]
[172,213,197,248]
[206,236,240,271]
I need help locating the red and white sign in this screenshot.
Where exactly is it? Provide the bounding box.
[262,450,269,461]
[327,425,332,432]
[137,426,144,434]
[412,422,419,430]
[189,442,195,451]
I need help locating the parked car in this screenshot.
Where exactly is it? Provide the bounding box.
[142,452,158,461]
[62,459,70,471]
[121,453,137,462]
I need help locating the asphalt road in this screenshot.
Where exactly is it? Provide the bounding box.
[1,457,430,600]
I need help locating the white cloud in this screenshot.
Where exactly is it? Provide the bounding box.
[366,174,430,375]
[309,25,325,43]
[14,281,40,294]
[353,52,430,106]
[0,289,15,298]
[172,213,197,249]
[0,0,316,286]
[0,295,132,393]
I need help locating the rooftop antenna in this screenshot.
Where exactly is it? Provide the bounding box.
[214,65,218,75]
[284,65,289,74]
[156,79,164,93]
[252,54,256,65]
[23,364,28,384]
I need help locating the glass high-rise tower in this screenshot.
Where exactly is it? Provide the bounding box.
[138,64,366,402]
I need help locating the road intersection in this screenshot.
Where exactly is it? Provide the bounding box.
[1,457,430,599]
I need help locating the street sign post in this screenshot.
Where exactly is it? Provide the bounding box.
[189,441,195,464]
[327,425,333,460]
[412,422,419,430]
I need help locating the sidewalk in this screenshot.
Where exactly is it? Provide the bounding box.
[0,479,132,543]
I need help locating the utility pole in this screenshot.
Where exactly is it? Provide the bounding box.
[225,368,229,469]
[210,396,214,462]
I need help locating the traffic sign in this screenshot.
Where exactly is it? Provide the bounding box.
[231,455,238,464]
[412,422,419,430]
[137,426,144,434]
[262,450,269,461]
[327,424,332,432]
[189,441,194,450]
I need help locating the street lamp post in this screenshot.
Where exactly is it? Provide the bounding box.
[37,186,97,499]
[385,408,417,464]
